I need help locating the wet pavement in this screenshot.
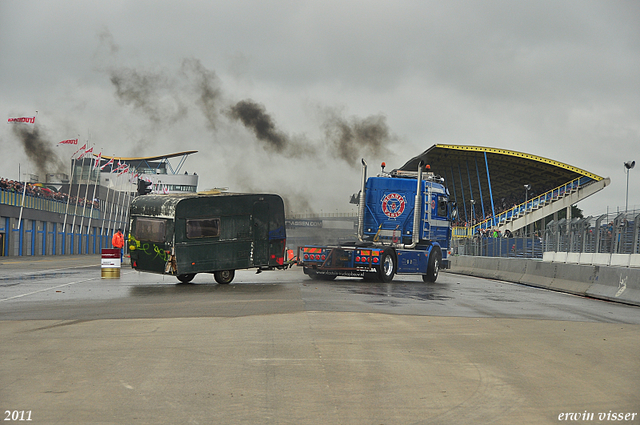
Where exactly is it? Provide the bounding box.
[2,254,638,324]
[1,255,639,424]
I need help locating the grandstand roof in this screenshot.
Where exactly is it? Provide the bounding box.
[98,151,198,161]
[399,144,605,206]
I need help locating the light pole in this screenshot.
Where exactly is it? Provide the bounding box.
[470,199,475,226]
[625,161,635,213]
[523,184,531,239]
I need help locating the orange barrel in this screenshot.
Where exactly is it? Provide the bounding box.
[101,248,121,279]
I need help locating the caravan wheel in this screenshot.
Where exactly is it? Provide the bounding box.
[177,274,195,284]
[214,270,235,284]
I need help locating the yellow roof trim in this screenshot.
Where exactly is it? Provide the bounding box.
[434,144,603,181]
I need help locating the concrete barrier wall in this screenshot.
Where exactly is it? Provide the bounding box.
[449,256,640,307]
[543,251,640,268]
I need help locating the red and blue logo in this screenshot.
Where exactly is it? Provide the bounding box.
[381,193,406,218]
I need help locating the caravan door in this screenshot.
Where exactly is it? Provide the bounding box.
[252,201,269,265]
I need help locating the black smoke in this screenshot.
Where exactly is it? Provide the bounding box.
[104,48,395,167]
[181,58,223,130]
[323,112,394,165]
[12,125,66,179]
[227,99,289,153]
[109,67,187,125]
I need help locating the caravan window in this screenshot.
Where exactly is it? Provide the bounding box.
[135,218,166,243]
[186,218,220,239]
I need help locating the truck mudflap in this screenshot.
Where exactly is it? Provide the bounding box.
[304,268,365,278]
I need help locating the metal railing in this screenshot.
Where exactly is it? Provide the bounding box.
[0,188,101,219]
[452,209,640,258]
[544,210,640,255]
[453,236,544,258]
[453,176,592,236]
[287,212,358,219]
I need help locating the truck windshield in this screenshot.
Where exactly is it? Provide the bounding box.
[135,218,166,243]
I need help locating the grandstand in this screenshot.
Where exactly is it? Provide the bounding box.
[400,144,610,237]
[0,151,198,257]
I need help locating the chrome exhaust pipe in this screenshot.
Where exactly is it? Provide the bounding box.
[410,161,424,247]
[394,160,423,249]
[357,158,367,242]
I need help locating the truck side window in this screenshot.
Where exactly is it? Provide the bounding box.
[437,197,448,217]
[186,218,220,239]
[135,218,166,243]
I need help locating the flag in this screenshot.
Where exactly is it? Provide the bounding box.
[7,116,36,124]
[93,152,102,168]
[100,158,114,170]
[77,147,93,160]
[57,138,78,146]
[72,143,86,158]
[114,161,128,172]
[117,165,130,176]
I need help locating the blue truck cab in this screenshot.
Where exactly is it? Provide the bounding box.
[300,159,456,283]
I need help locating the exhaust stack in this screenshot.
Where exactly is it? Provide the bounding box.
[409,161,424,247]
[394,160,424,249]
[357,158,367,242]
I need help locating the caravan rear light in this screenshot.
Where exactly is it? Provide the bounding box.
[321,255,326,260]
[304,254,309,260]
[372,257,379,264]
[315,254,320,260]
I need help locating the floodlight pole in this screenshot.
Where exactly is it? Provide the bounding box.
[625,161,635,213]
[470,199,475,226]
[524,184,531,238]
[626,168,629,213]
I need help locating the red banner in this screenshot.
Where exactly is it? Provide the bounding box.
[7,116,36,124]
[58,138,78,145]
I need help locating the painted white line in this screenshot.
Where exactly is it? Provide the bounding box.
[0,270,135,302]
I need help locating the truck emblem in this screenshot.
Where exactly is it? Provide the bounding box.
[381,193,406,218]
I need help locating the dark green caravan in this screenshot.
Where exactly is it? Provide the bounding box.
[128,192,287,284]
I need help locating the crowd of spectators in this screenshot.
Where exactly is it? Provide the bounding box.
[0,177,100,210]
[452,190,552,229]
[474,228,514,238]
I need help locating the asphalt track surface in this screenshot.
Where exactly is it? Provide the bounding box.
[1,255,639,424]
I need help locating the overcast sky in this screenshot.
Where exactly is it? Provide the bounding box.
[1,0,638,216]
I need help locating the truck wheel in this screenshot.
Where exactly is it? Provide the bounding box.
[423,248,441,283]
[377,249,396,283]
[214,270,235,284]
[177,274,195,284]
